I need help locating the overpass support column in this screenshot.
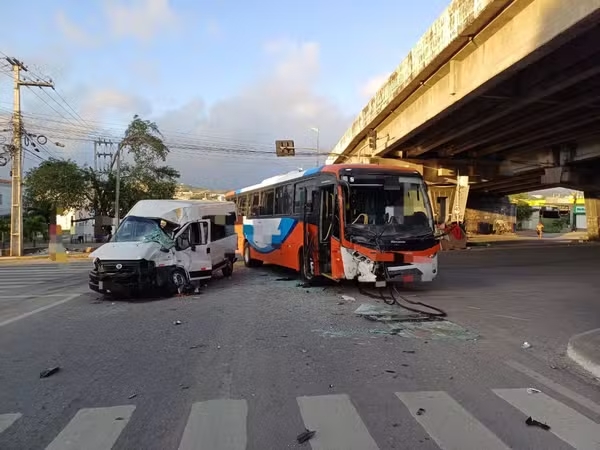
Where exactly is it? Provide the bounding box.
[464,192,516,235]
[584,192,600,240]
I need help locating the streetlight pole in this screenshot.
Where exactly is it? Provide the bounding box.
[310,127,319,167]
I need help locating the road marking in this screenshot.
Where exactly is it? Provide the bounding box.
[505,360,600,415]
[178,399,247,450]
[0,294,80,328]
[494,388,600,449]
[0,294,80,298]
[0,413,21,434]
[490,314,529,321]
[45,405,135,450]
[297,394,379,450]
[396,391,509,450]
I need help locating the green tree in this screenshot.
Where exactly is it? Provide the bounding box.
[0,216,9,244]
[24,158,87,223]
[515,201,534,224]
[23,214,48,245]
[84,115,180,221]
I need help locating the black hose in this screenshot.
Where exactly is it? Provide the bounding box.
[357,281,447,319]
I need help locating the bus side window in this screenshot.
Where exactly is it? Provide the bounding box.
[250,193,260,217]
[261,190,274,216]
[294,184,305,213]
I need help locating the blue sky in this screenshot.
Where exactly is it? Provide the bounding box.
[0,0,450,188]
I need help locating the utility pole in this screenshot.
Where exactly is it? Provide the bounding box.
[5,57,53,257]
[94,139,113,173]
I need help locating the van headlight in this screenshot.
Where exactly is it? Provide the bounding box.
[93,258,100,271]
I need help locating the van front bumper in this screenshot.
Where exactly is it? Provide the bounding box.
[89,259,160,294]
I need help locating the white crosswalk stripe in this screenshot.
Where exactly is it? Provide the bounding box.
[494,388,600,450]
[2,386,599,449]
[0,413,21,434]
[0,262,90,294]
[45,405,136,450]
[396,391,510,450]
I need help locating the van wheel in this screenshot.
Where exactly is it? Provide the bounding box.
[300,249,315,282]
[169,268,188,295]
[243,242,263,268]
[222,258,234,277]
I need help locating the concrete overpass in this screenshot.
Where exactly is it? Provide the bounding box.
[328,0,600,237]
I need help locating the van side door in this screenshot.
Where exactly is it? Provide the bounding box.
[175,222,212,280]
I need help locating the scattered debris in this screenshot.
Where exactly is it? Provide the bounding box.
[173,320,182,325]
[297,429,316,444]
[329,384,334,388]
[276,277,295,281]
[354,303,436,323]
[301,349,307,353]
[280,335,288,338]
[128,394,137,399]
[525,416,550,430]
[217,345,221,349]
[526,388,541,394]
[180,385,190,390]
[385,370,396,374]
[189,344,205,349]
[522,341,532,349]
[416,408,426,416]
[40,367,60,378]
[115,417,124,421]
[297,282,311,288]
[403,350,416,354]
[341,295,356,302]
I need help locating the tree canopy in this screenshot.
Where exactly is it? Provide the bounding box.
[23,115,180,224]
[24,158,87,217]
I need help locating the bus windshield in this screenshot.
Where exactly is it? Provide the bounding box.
[343,175,434,238]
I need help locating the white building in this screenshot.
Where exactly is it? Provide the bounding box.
[0,179,11,217]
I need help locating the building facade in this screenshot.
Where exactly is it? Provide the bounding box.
[0,179,11,217]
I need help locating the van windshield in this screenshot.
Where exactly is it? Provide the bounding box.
[112,216,175,248]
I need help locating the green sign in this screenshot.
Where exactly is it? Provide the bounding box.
[574,205,586,214]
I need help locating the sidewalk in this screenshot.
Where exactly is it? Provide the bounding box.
[568,329,600,379]
[467,230,589,247]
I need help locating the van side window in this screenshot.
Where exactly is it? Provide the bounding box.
[190,223,201,245]
[200,221,208,244]
[177,227,191,250]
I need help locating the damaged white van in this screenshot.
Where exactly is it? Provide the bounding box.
[89,199,238,296]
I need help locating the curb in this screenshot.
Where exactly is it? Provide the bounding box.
[567,329,600,379]
[0,254,92,264]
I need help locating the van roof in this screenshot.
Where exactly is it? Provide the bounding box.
[125,199,235,225]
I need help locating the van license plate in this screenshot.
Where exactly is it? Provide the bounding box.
[375,280,386,288]
[99,281,104,290]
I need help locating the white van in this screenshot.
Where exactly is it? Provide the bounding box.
[89,199,238,296]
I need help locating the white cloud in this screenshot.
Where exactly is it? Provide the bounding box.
[80,88,152,120]
[55,11,98,47]
[153,40,354,189]
[360,73,390,99]
[55,0,181,46]
[105,0,180,42]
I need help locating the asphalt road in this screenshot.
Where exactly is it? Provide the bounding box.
[0,245,599,449]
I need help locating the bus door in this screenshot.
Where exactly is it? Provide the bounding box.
[318,183,339,278]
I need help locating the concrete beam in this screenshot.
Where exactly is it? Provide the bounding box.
[328,0,513,163]
[330,0,600,162]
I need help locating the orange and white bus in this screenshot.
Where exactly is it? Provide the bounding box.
[225,164,439,285]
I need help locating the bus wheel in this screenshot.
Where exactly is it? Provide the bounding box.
[300,249,315,282]
[243,242,262,268]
